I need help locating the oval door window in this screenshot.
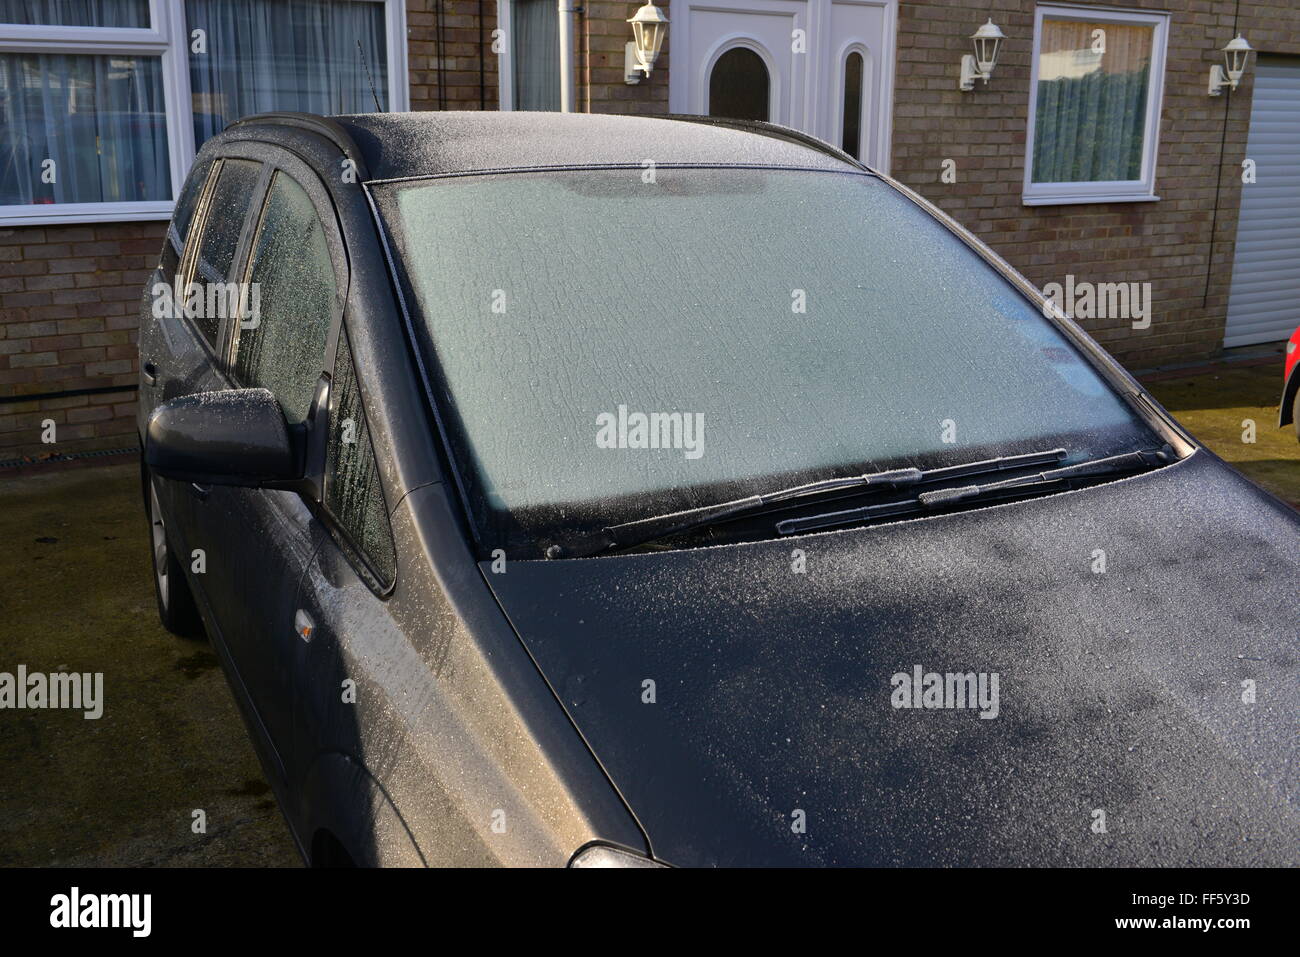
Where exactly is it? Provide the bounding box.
[841,51,864,159]
[709,47,770,122]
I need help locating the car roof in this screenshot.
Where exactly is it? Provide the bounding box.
[229,110,864,182]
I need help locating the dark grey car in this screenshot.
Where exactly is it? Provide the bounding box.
[138,111,1300,867]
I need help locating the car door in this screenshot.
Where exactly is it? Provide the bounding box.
[290,321,402,860]
[195,151,346,786]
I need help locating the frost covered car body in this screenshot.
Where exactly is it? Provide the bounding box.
[138,111,1300,867]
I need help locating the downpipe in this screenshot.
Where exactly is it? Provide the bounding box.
[559,0,578,112]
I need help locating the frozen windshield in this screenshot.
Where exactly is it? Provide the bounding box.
[373,167,1157,552]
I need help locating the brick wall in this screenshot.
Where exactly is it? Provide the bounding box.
[891,0,1300,368]
[0,222,163,460]
[408,0,499,110]
[404,1,669,115]
[580,3,670,114]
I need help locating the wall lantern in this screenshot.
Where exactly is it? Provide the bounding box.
[959,18,1006,91]
[625,3,670,84]
[1208,34,1253,96]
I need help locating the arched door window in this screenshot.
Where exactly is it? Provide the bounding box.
[709,47,770,122]
[841,51,865,159]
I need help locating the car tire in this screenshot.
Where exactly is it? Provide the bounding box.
[143,466,204,639]
[1294,390,1300,443]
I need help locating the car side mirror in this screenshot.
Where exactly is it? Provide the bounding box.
[145,388,303,488]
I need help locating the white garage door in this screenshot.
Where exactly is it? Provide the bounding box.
[1224,57,1300,347]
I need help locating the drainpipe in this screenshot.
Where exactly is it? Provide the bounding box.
[558,0,578,111]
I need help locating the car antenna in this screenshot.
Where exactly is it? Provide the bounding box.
[358,40,384,113]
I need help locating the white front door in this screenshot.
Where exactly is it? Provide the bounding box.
[668,0,897,170]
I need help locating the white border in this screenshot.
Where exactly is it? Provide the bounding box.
[1023,3,1169,206]
[0,0,408,226]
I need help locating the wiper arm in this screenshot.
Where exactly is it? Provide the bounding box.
[776,447,1170,537]
[553,447,1066,558]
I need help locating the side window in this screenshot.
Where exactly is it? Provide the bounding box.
[326,329,396,588]
[232,171,337,425]
[164,156,213,271]
[187,157,262,347]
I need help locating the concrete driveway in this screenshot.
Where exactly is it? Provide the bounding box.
[0,461,299,866]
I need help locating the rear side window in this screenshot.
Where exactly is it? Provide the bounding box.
[232,171,337,424]
[326,328,396,588]
[166,156,213,265]
[188,157,261,347]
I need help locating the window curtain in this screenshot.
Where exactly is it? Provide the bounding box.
[0,52,171,204]
[1032,21,1152,184]
[511,0,559,111]
[0,0,149,27]
[186,0,389,148]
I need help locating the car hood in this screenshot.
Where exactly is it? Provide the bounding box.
[484,452,1300,866]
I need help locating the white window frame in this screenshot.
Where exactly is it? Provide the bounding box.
[0,0,408,226]
[1023,3,1169,207]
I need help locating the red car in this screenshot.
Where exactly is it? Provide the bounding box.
[1283,326,1300,441]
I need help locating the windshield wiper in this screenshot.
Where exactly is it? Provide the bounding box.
[551,447,1067,558]
[775,447,1171,537]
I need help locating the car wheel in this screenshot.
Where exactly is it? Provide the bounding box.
[144,468,204,639]
[1294,390,1300,442]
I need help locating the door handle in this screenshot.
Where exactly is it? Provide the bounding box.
[141,361,158,385]
[189,483,210,501]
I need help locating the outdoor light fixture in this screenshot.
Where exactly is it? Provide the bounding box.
[624,2,669,84]
[1208,34,1253,96]
[959,18,1006,91]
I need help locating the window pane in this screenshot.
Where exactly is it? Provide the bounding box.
[327,328,395,586]
[0,0,149,27]
[170,157,213,257]
[162,156,213,277]
[0,53,170,205]
[186,0,389,148]
[709,48,769,122]
[234,171,336,424]
[511,0,559,110]
[842,52,864,159]
[1032,19,1153,183]
[189,157,261,346]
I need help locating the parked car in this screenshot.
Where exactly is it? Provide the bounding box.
[138,111,1300,867]
[1281,325,1300,441]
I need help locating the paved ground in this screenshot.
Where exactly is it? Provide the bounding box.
[0,358,1293,867]
[1141,359,1300,507]
[0,462,300,866]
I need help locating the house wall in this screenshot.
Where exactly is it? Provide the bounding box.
[579,2,671,113]
[0,222,163,459]
[408,0,500,110]
[890,0,1300,368]
[3,0,1295,459]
